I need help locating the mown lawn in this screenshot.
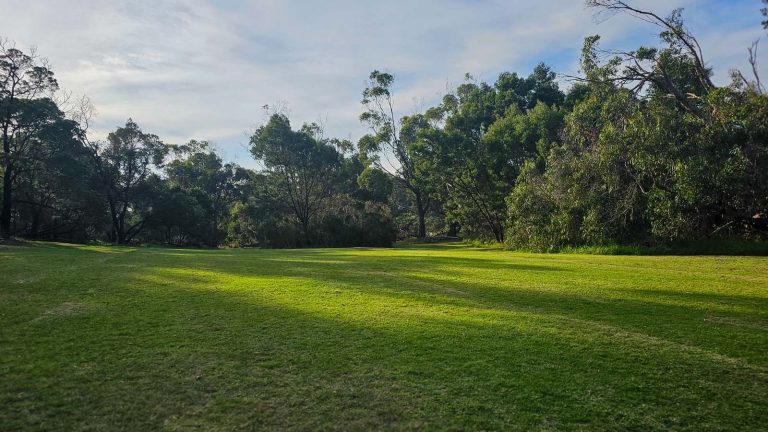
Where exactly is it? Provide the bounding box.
[1,243,767,431]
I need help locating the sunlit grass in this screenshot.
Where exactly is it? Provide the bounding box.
[1,243,767,430]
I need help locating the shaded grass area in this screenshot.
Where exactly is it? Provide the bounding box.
[1,243,767,430]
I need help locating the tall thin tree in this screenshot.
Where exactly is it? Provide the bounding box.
[359,71,432,238]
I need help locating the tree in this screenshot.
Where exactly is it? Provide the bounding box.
[359,70,433,238]
[505,3,768,249]
[0,40,59,238]
[14,109,97,240]
[584,1,714,119]
[420,66,564,242]
[165,140,248,246]
[92,119,167,244]
[356,166,392,203]
[144,181,205,245]
[250,114,340,243]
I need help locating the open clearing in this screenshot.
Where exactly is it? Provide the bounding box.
[1,243,767,430]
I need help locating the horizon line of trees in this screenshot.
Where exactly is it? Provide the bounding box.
[1,1,767,249]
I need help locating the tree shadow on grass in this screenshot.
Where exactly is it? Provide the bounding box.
[8,262,768,431]
[4,245,768,430]
[43,243,765,365]
[141,253,768,370]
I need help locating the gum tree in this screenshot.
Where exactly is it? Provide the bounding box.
[0,40,59,238]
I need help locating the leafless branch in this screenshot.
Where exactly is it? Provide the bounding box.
[748,40,765,94]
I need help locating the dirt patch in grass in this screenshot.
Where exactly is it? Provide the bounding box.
[36,302,88,320]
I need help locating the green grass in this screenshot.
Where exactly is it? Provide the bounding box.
[551,239,768,256]
[1,242,767,431]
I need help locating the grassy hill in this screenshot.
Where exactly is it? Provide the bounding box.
[1,243,767,430]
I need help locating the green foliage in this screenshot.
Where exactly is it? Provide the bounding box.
[359,71,434,238]
[152,141,248,246]
[533,239,768,256]
[13,108,100,241]
[95,119,168,244]
[356,166,392,203]
[506,8,768,250]
[0,42,62,238]
[225,201,263,247]
[422,67,565,242]
[250,114,341,243]
[247,114,396,247]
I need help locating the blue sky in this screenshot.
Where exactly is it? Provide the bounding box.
[1,0,765,167]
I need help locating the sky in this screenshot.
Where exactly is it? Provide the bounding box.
[1,0,765,167]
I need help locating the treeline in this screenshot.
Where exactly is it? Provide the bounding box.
[1,2,767,249]
[0,45,397,247]
[0,99,397,247]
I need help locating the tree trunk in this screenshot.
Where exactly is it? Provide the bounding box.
[301,219,310,246]
[117,206,128,245]
[491,222,504,243]
[209,206,219,247]
[30,206,40,240]
[1,165,13,239]
[415,192,427,239]
[108,200,123,244]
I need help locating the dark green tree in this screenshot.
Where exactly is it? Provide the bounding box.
[250,114,341,243]
[0,41,59,238]
[165,140,248,246]
[14,109,97,240]
[91,119,167,244]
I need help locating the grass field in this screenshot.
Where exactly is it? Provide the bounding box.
[1,243,767,431]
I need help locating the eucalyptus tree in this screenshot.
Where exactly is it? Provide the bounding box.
[165,140,248,246]
[505,2,768,249]
[0,40,59,238]
[250,113,341,242]
[584,1,716,119]
[359,70,433,238]
[92,119,167,244]
[421,66,564,242]
[580,1,768,238]
[13,111,95,240]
